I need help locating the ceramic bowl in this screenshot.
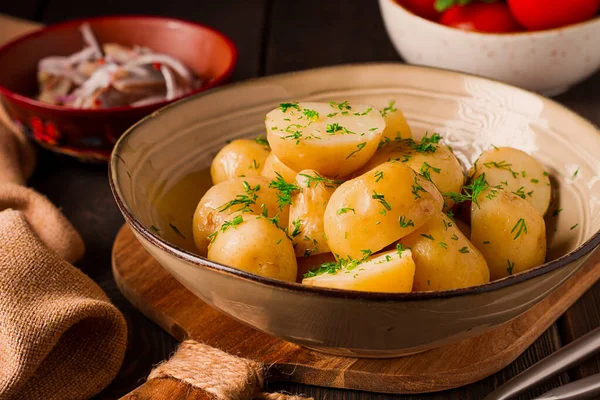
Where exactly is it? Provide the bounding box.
[0,15,236,161]
[379,0,600,96]
[109,63,600,357]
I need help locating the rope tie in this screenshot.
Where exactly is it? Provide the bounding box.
[148,340,313,400]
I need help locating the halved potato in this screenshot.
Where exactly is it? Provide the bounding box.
[289,169,338,257]
[471,189,546,280]
[261,152,298,183]
[302,248,415,293]
[324,162,443,259]
[192,176,288,256]
[470,147,551,215]
[210,139,270,184]
[399,212,489,291]
[266,101,385,177]
[208,213,297,282]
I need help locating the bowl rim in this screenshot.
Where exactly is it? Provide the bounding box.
[0,14,238,114]
[381,0,600,38]
[109,62,600,301]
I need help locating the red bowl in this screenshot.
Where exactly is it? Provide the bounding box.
[0,15,237,161]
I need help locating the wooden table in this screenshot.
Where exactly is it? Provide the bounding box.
[1,2,599,399]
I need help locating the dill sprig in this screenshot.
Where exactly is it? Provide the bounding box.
[304,248,375,278]
[511,218,528,240]
[420,162,441,182]
[346,142,366,159]
[298,172,342,188]
[255,135,270,148]
[483,160,519,178]
[330,100,351,110]
[443,173,493,208]
[279,102,300,112]
[208,215,244,243]
[372,191,392,215]
[337,207,355,215]
[218,181,260,213]
[269,173,299,209]
[398,215,414,228]
[380,100,397,118]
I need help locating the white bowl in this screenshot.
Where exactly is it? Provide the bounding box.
[379,0,600,96]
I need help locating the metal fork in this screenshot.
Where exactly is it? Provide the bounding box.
[484,327,600,400]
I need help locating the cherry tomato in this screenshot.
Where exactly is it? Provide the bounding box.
[440,3,523,33]
[399,0,440,21]
[508,0,600,31]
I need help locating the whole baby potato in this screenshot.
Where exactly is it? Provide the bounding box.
[302,248,415,293]
[289,169,338,257]
[266,101,385,177]
[210,139,270,184]
[470,147,551,215]
[324,162,443,259]
[208,213,297,282]
[261,152,298,183]
[399,212,489,291]
[471,188,546,280]
[192,176,288,256]
[354,137,464,206]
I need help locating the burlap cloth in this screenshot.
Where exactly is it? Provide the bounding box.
[0,120,128,400]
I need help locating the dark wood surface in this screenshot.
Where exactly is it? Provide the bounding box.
[112,225,600,397]
[1,1,598,399]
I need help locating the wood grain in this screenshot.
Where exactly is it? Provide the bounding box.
[1,2,599,397]
[113,224,600,396]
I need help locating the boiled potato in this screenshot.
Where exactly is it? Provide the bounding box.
[296,252,337,282]
[289,169,338,257]
[399,213,489,291]
[302,247,415,293]
[324,162,443,259]
[471,189,546,280]
[266,101,385,177]
[354,137,464,206]
[380,100,412,141]
[192,176,288,256]
[208,213,297,282]
[210,139,270,184]
[261,152,298,183]
[470,147,551,215]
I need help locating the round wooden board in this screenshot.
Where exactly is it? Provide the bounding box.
[112,224,600,394]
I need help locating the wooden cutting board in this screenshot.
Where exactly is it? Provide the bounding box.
[112,224,600,395]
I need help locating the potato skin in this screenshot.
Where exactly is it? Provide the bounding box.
[208,214,297,282]
[399,213,489,291]
[210,139,270,184]
[470,147,551,216]
[324,162,443,259]
[289,170,337,257]
[354,140,464,207]
[471,189,546,280]
[302,249,415,293]
[381,105,412,141]
[192,176,288,256]
[261,152,298,183]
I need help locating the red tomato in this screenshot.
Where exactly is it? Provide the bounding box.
[399,0,440,21]
[440,3,523,33]
[508,0,600,31]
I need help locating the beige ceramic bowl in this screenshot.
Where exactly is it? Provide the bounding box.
[110,63,600,358]
[379,0,600,96]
